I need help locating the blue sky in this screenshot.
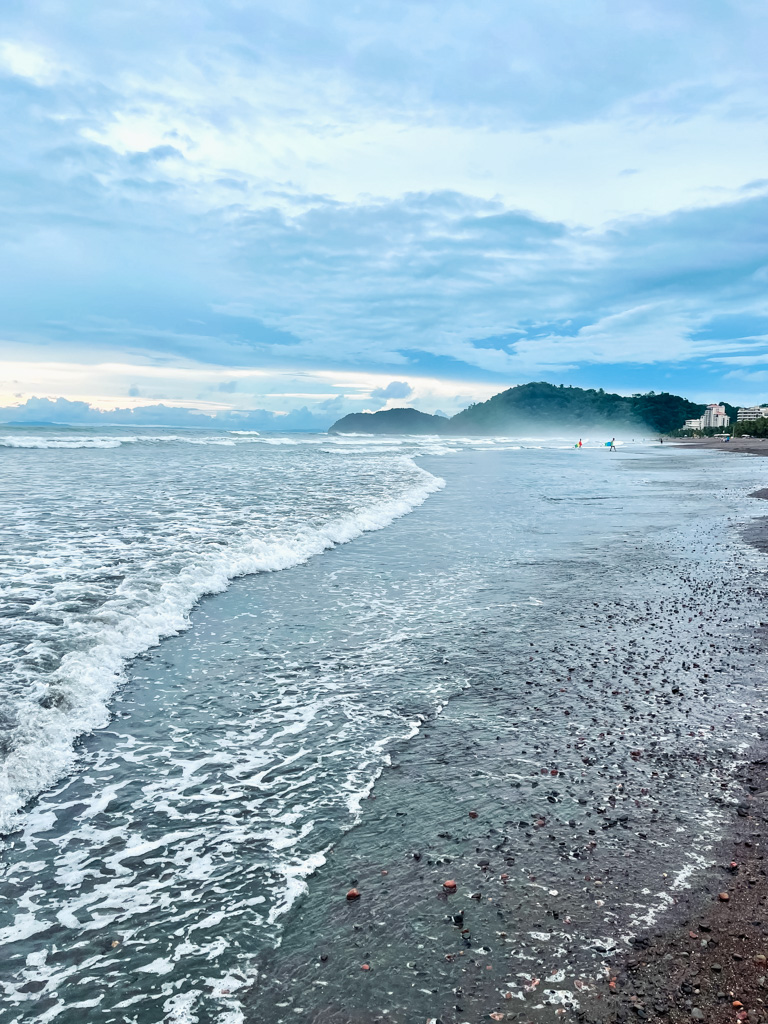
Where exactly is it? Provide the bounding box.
[3,0,768,426]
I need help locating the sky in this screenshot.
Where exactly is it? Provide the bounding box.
[3,0,768,428]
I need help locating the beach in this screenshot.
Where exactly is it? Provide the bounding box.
[248,482,768,1024]
[674,438,768,457]
[2,434,768,1024]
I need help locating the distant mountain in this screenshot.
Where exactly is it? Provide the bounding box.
[328,407,449,434]
[328,382,706,435]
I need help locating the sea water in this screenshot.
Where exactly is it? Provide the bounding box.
[1,429,767,1023]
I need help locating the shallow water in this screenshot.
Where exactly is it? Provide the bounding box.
[2,434,768,1023]
[0,427,444,831]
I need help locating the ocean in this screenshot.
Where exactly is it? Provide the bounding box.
[1,428,768,1023]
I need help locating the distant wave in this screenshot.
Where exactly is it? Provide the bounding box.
[0,434,237,448]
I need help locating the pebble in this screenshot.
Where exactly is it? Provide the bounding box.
[718,892,730,902]
[346,888,361,901]
[443,880,458,893]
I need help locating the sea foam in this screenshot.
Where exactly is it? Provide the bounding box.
[0,461,444,834]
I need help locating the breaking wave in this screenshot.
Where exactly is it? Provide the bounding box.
[0,463,444,833]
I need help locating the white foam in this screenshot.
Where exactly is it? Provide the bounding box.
[139,957,175,974]
[0,433,240,448]
[0,435,125,448]
[0,464,445,833]
[163,990,203,1024]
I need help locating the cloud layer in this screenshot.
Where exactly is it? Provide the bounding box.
[3,1,768,417]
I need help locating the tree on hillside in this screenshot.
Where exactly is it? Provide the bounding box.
[627,392,704,433]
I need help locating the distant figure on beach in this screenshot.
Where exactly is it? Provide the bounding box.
[609,438,616,451]
[659,437,664,444]
[577,438,583,448]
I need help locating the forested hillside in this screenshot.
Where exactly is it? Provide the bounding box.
[330,382,705,435]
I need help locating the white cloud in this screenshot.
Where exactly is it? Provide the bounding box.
[3,0,768,404]
[508,306,702,369]
[0,40,63,85]
[0,355,506,418]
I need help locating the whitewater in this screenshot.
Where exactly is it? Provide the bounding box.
[0,427,445,832]
[5,426,768,1024]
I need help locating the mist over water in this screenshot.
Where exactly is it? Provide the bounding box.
[1,428,767,1023]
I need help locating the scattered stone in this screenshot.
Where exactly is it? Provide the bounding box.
[443,879,457,893]
[346,888,361,901]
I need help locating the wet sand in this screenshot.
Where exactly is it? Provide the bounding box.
[5,445,766,1024]
[582,753,768,1024]
[576,498,768,1024]
[247,472,768,1024]
[673,438,768,457]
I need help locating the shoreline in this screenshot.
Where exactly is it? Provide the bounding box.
[581,751,768,1024]
[672,438,768,457]
[4,444,768,1023]
[247,460,768,1024]
[574,483,768,1024]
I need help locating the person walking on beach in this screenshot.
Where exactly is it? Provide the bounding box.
[577,438,582,448]
[609,437,616,451]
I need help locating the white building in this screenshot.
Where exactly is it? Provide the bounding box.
[737,406,768,422]
[684,404,730,430]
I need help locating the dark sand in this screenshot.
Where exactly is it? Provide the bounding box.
[246,450,768,1024]
[581,755,768,1024]
[568,449,768,1024]
[673,438,768,457]
[580,441,768,1023]
[578,446,768,1024]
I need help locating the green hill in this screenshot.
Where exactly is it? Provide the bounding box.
[328,408,448,434]
[329,382,706,435]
